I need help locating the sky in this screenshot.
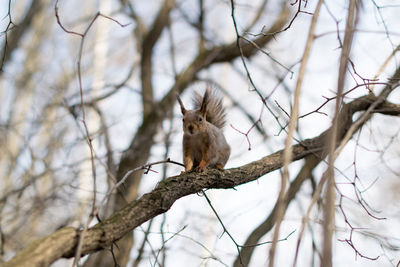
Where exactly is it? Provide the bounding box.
[1,0,400,266]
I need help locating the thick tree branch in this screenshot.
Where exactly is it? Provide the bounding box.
[3,136,322,267]
[213,5,290,63]
[140,0,175,116]
[5,93,399,267]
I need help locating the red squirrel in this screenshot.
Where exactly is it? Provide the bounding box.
[177,89,230,172]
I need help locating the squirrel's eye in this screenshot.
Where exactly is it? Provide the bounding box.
[182,118,185,122]
[199,117,203,122]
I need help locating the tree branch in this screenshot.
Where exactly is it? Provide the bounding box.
[212,4,290,63]
[140,0,175,116]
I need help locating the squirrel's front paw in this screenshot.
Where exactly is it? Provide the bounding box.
[195,166,206,172]
[215,163,225,171]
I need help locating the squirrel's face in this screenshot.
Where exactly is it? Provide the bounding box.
[182,110,206,135]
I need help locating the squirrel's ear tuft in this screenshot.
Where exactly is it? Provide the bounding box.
[176,93,186,115]
[200,89,209,117]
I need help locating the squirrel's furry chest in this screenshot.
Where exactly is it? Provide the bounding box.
[183,131,213,160]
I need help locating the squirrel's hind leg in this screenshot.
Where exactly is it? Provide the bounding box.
[184,155,194,172]
[215,163,225,170]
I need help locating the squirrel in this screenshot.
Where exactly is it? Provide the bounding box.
[177,88,231,172]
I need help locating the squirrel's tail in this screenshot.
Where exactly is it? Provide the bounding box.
[193,88,227,129]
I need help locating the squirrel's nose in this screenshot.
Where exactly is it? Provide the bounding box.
[188,125,194,133]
